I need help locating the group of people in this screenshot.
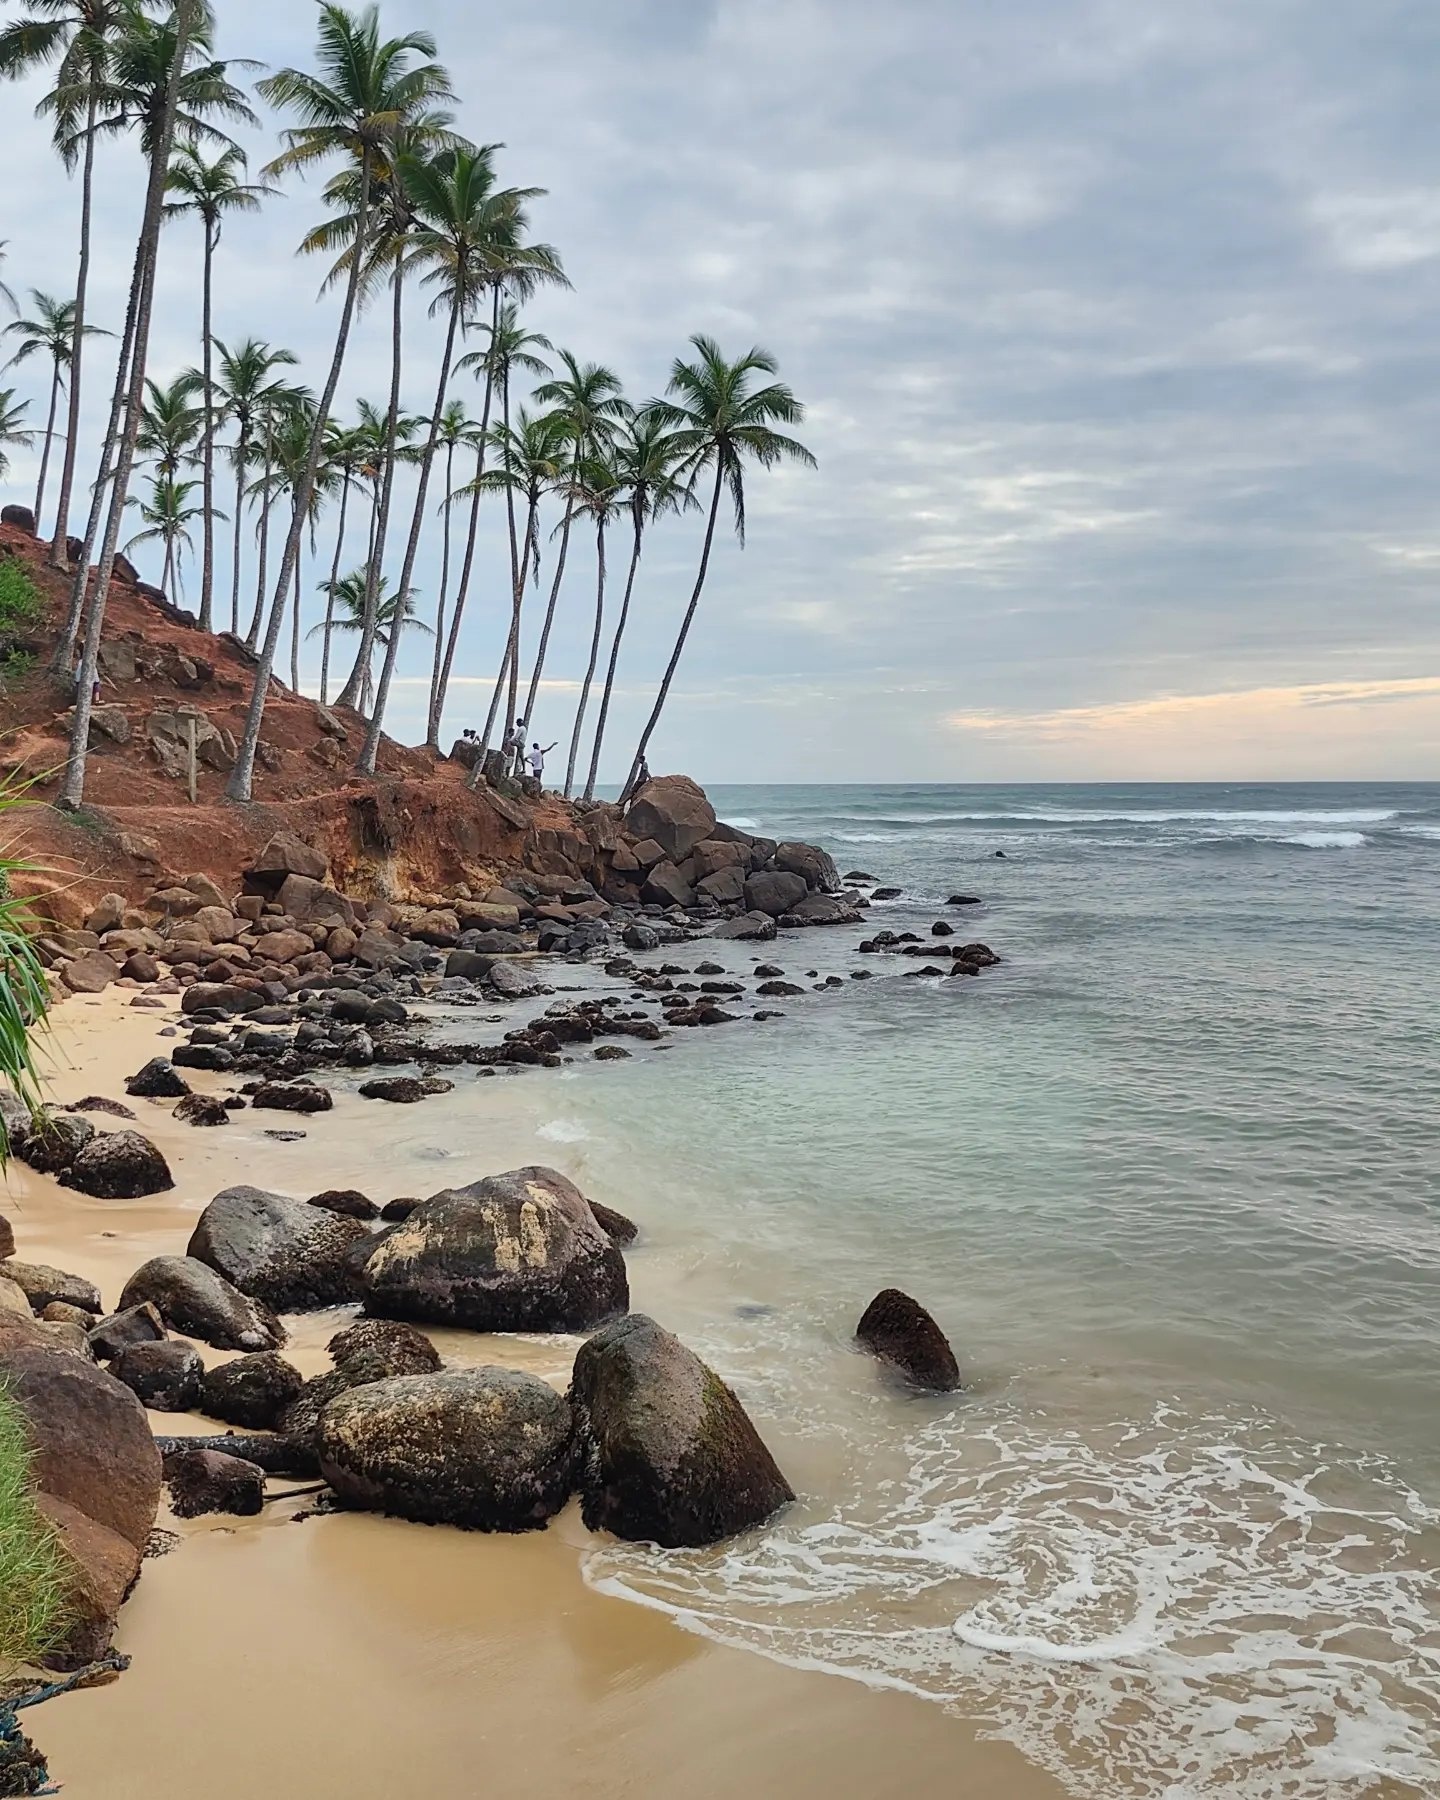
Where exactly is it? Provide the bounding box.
[456,720,649,795]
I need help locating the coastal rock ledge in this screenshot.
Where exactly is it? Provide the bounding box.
[360,1166,628,1333]
[568,1313,794,1548]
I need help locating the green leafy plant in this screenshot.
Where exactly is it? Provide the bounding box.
[0,562,41,640]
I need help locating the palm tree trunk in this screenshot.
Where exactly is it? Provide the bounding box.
[360,293,462,773]
[319,474,350,705]
[564,516,607,797]
[621,461,725,803]
[49,81,98,571]
[50,195,144,676]
[425,436,457,750]
[428,286,499,748]
[229,424,247,635]
[60,0,196,811]
[289,546,302,692]
[338,261,404,711]
[33,363,61,524]
[584,513,642,800]
[467,478,531,791]
[520,485,577,729]
[226,154,373,804]
[197,218,216,631]
[247,450,272,647]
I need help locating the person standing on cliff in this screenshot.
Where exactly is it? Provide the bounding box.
[528,741,557,785]
[502,717,526,778]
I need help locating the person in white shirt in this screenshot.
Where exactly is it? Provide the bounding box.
[502,718,526,777]
[528,741,556,783]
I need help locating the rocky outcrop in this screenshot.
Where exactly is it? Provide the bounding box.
[316,1369,577,1531]
[361,1166,628,1334]
[568,1314,793,1547]
[855,1290,960,1392]
[188,1185,370,1311]
[119,1255,284,1352]
[623,777,717,862]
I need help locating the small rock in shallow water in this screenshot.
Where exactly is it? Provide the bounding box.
[164,1448,265,1519]
[308,1188,379,1221]
[125,1057,191,1099]
[855,1288,960,1393]
[174,1093,230,1128]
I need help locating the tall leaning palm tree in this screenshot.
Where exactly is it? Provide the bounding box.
[582,408,693,800]
[2,291,109,526]
[359,141,552,773]
[163,141,275,631]
[562,457,622,798]
[59,0,226,810]
[0,1,158,572]
[209,336,299,635]
[227,2,455,803]
[621,337,816,799]
[521,351,626,731]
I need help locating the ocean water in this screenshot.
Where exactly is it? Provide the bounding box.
[492,783,1440,1798]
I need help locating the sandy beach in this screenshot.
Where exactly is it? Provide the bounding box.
[10,990,1062,1800]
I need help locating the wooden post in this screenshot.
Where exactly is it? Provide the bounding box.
[186,716,197,804]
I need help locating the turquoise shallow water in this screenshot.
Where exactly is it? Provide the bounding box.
[471,782,1440,1797]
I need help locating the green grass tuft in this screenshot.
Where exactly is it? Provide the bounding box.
[0,1385,71,1673]
[0,562,41,640]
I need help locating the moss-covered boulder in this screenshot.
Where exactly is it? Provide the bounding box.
[316,1369,577,1531]
[568,1314,793,1547]
[188,1185,371,1311]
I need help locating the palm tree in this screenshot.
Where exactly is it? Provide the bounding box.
[0,1,159,572]
[52,2,255,678]
[424,398,476,744]
[436,300,554,749]
[227,2,455,803]
[316,417,365,703]
[209,337,299,635]
[621,337,815,799]
[244,378,313,647]
[562,457,622,797]
[124,470,213,599]
[360,142,554,774]
[0,391,36,483]
[582,408,693,800]
[311,568,429,717]
[163,141,275,631]
[135,373,201,479]
[2,290,109,525]
[520,351,626,731]
[460,405,567,786]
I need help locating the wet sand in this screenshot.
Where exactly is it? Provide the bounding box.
[11,993,1064,1800]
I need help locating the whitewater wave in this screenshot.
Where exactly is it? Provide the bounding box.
[1280,830,1367,849]
[815,807,1401,828]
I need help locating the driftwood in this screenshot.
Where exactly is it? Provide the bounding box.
[153,1433,317,1477]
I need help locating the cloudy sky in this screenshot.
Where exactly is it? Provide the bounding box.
[4,0,1440,782]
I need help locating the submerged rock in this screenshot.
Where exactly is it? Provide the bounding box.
[317,1368,577,1531]
[361,1166,628,1334]
[568,1313,793,1547]
[855,1289,960,1393]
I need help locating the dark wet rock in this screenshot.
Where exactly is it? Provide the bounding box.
[163,1447,265,1519]
[743,871,808,918]
[111,1340,205,1412]
[931,920,954,937]
[250,1082,332,1114]
[188,1185,370,1312]
[4,1260,102,1315]
[871,886,902,901]
[125,1057,191,1100]
[380,1197,420,1222]
[173,1093,230,1128]
[357,1077,426,1104]
[328,1318,441,1385]
[15,1111,95,1175]
[181,982,264,1016]
[317,1369,577,1532]
[64,1095,136,1121]
[855,1289,960,1393]
[568,1314,793,1547]
[947,894,982,907]
[780,893,861,928]
[756,980,804,998]
[87,1303,165,1362]
[58,1129,174,1199]
[489,959,546,1000]
[361,1165,628,1334]
[588,1200,638,1247]
[119,1256,284,1352]
[593,1044,631,1062]
[308,1188,379,1221]
[622,923,660,952]
[199,1351,304,1430]
[710,911,778,941]
[171,1043,236,1072]
[844,870,877,883]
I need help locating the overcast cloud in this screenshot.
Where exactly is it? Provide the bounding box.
[3,0,1439,781]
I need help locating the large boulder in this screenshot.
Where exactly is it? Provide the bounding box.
[711,911,778,942]
[361,1166,628,1333]
[4,1261,101,1315]
[772,841,840,893]
[15,1112,94,1175]
[119,1256,284,1352]
[316,1368,577,1531]
[181,981,263,1017]
[58,1129,173,1199]
[624,777,717,863]
[327,1318,441,1385]
[743,871,808,918]
[568,1314,793,1547]
[188,1185,370,1311]
[110,1340,205,1412]
[642,861,697,910]
[199,1351,303,1430]
[855,1289,960,1392]
[244,829,327,891]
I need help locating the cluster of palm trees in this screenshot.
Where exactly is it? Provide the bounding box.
[0,2,814,813]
